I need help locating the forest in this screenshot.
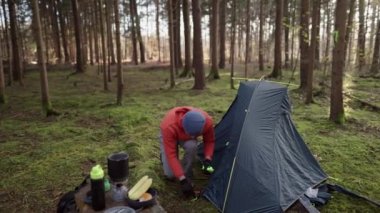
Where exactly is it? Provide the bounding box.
[0,0,379,212]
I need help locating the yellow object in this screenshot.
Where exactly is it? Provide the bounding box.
[139,193,153,202]
[128,177,153,200]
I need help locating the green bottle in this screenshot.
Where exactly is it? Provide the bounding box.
[90,165,105,210]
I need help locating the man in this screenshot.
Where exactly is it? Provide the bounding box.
[159,106,215,197]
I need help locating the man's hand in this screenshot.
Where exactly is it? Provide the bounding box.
[202,159,215,175]
[180,178,195,197]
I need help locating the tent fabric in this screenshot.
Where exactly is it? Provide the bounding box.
[201,81,327,213]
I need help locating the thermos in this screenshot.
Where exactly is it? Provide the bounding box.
[90,165,106,210]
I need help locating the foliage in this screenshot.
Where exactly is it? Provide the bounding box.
[0,67,379,212]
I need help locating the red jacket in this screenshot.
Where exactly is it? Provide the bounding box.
[160,106,215,178]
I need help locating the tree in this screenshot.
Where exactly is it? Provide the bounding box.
[1,0,12,85]
[209,0,220,79]
[259,0,264,71]
[129,0,138,65]
[154,0,161,62]
[283,0,290,68]
[192,0,205,90]
[305,0,321,104]
[244,0,251,79]
[357,0,366,71]
[105,0,116,65]
[132,0,146,63]
[269,0,283,78]
[218,0,226,69]
[173,0,182,69]
[71,0,85,73]
[230,0,237,89]
[57,0,70,63]
[0,38,5,104]
[114,0,124,105]
[180,0,192,77]
[99,0,108,91]
[330,0,349,124]
[168,0,175,88]
[370,19,380,75]
[345,0,356,62]
[299,0,310,90]
[8,0,23,84]
[323,0,332,75]
[31,0,53,116]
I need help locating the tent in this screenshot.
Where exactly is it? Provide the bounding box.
[200,80,328,212]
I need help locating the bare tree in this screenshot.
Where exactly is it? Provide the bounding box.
[299,0,310,90]
[219,0,226,69]
[71,0,85,73]
[357,0,366,71]
[283,0,290,68]
[154,0,161,62]
[180,0,192,77]
[0,37,4,104]
[305,0,320,104]
[1,0,12,85]
[168,0,175,88]
[31,0,54,116]
[192,0,205,90]
[8,0,23,84]
[99,0,108,91]
[230,0,237,89]
[330,0,349,124]
[209,0,220,79]
[269,0,283,78]
[114,0,124,105]
[259,0,264,71]
[244,0,251,78]
[370,19,380,75]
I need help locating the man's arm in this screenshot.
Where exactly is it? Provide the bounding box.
[202,122,215,160]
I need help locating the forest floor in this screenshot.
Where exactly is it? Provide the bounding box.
[0,63,379,212]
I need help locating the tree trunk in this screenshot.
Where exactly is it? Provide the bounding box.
[71,0,85,73]
[51,0,62,64]
[8,0,23,84]
[180,0,192,77]
[314,0,321,69]
[58,0,70,63]
[132,0,146,63]
[323,0,332,76]
[209,0,220,79]
[345,0,356,63]
[330,0,348,124]
[154,0,161,62]
[99,0,108,91]
[357,0,366,71]
[87,7,94,65]
[243,0,251,79]
[93,0,100,64]
[129,0,138,65]
[290,0,296,68]
[168,0,175,88]
[31,0,53,116]
[283,0,290,68]
[114,0,123,105]
[105,0,116,65]
[174,0,182,69]
[299,0,309,90]
[370,19,380,75]
[269,0,283,78]
[230,0,237,89]
[0,38,5,104]
[369,5,378,58]
[218,0,226,69]
[1,0,12,85]
[305,0,320,104]
[192,0,205,90]
[259,0,264,71]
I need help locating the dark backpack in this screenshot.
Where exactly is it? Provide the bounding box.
[57,176,89,213]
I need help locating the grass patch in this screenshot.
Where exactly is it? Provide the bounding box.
[0,66,379,212]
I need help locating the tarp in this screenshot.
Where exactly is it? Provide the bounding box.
[201,81,328,213]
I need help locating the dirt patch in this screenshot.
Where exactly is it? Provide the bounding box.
[75,117,114,129]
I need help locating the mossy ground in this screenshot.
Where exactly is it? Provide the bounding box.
[0,64,379,212]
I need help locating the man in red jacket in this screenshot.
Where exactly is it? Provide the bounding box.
[159,106,215,197]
